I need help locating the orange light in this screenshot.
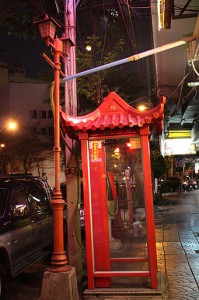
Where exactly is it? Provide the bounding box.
[138,104,147,111]
[114,147,120,153]
[7,121,17,131]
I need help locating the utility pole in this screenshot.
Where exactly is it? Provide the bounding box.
[64,0,82,282]
[64,0,77,117]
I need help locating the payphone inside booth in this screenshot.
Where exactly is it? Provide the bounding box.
[60,92,166,291]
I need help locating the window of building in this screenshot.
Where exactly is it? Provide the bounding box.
[41,128,47,135]
[48,126,54,136]
[42,111,47,119]
[30,110,37,119]
[48,110,53,119]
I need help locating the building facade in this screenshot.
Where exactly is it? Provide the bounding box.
[0,62,66,187]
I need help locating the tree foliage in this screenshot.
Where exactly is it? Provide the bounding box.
[150,140,168,179]
[0,128,53,174]
[0,1,151,114]
[0,1,59,40]
[75,2,147,113]
[77,34,126,113]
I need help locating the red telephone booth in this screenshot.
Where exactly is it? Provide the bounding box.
[60,92,165,290]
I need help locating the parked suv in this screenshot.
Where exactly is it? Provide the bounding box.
[0,174,53,299]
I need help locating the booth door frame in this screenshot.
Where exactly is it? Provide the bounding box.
[80,127,157,290]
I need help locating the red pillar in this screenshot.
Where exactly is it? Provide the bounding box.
[81,138,95,289]
[140,126,157,289]
[81,138,111,288]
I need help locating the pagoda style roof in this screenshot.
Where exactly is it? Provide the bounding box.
[60,92,166,138]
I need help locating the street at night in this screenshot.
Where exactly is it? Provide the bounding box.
[1,1,199,300]
[155,190,199,300]
[4,259,46,300]
[3,190,199,299]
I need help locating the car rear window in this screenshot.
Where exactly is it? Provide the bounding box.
[0,188,8,217]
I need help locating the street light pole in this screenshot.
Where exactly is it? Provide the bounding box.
[50,37,71,271]
[33,16,73,272]
[33,15,79,300]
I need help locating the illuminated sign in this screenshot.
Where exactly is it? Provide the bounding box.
[128,138,141,149]
[168,130,191,139]
[89,141,102,162]
[164,138,196,156]
[157,0,171,30]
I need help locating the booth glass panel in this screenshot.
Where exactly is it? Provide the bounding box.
[88,137,150,287]
[105,137,148,276]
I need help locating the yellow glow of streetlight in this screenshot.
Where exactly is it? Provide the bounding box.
[86,45,91,51]
[137,104,147,112]
[7,121,17,131]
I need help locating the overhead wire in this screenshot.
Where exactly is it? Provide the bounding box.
[121,0,153,19]
[176,68,186,113]
[126,1,148,94]
[98,0,107,101]
[191,58,199,77]
[117,0,148,94]
[167,70,192,104]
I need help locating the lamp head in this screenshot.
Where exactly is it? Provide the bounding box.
[33,15,61,45]
[60,34,74,57]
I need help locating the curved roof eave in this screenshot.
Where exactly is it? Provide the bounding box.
[60,92,166,135]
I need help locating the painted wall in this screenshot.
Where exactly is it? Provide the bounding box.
[0,80,66,188]
[151,1,198,97]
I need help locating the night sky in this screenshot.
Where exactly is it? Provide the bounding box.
[0,30,51,77]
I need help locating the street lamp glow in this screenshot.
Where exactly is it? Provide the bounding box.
[86,45,91,51]
[138,104,147,111]
[7,121,17,131]
[0,120,18,134]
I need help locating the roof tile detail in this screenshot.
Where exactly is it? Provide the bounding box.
[60,92,166,135]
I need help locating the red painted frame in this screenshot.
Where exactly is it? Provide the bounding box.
[80,125,158,290]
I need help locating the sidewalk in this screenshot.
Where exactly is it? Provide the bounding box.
[155,190,199,300]
[81,191,199,300]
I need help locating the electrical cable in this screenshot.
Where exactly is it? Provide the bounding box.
[100,0,107,65]
[117,0,148,92]
[166,70,192,103]
[191,58,199,77]
[50,81,73,155]
[121,0,153,19]
[176,68,186,112]
[98,0,107,101]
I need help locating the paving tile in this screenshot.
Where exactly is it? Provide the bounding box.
[153,194,199,299]
[169,292,199,299]
[168,278,197,286]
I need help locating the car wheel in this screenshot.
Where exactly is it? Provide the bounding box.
[0,264,6,299]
